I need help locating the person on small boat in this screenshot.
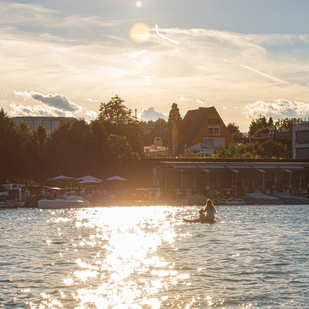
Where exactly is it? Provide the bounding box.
[202,199,216,221]
[198,207,205,219]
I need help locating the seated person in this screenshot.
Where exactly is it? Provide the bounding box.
[203,199,216,220]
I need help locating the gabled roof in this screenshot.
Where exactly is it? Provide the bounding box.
[175,107,214,154]
[174,120,191,133]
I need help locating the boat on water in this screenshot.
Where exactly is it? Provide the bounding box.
[222,197,246,205]
[213,197,246,205]
[183,217,219,223]
[0,201,15,208]
[38,196,91,209]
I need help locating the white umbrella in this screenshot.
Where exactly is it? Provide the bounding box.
[78,179,102,184]
[76,175,103,182]
[106,175,127,181]
[49,175,75,181]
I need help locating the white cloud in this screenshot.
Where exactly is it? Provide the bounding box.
[8,103,67,117]
[86,98,97,103]
[85,110,98,119]
[139,107,168,121]
[197,99,206,106]
[242,99,309,120]
[14,91,81,112]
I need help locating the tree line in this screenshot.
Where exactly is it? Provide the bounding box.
[0,96,297,185]
[0,96,182,185]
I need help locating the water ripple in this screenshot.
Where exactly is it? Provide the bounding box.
[0,205,308,308]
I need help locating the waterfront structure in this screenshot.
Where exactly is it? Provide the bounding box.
[151,159,309,197]
[170,107,234,157]
[13,116,76,135]
[293,121,309,159]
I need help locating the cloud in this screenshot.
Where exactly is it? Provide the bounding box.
[85,110,98,119]
[139,107,168,121]
[86,98,97,103]
[197,99,206,106]
[14,91,81,112]
[242,99,309,120]
[1,3,309,132]
[7,103,67,117]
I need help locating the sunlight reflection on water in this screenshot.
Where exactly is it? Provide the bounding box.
[0,205,308,308]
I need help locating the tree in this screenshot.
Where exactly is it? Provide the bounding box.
[248,116,273,136]
[261,139,287,158]
[227,123,243,138]
[0,109,21,183]
[105,134,140,174]
[98,95,143,154]
[167,103,182,138]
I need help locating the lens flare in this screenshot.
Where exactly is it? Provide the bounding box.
[130,23,150,43]
[136,1,143,8]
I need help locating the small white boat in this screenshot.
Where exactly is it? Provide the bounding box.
[38,196,91,209]
[223,197,246,205]
[0,201,15,208]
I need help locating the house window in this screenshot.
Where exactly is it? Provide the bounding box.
[173,132,177,139]
[173,145,176,153]
[208,126,220,135]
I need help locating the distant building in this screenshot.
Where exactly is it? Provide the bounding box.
[13,116,76,135]
[144,136,168,157]
[170,106,234,157]
[293,121,309,159]
[234,128,293,158]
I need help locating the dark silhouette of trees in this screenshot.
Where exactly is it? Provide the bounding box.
[248,116,274,136]
[0,109,20,183]
[227,123,243,138]
[98,95,143,155]
[168,103,182,138]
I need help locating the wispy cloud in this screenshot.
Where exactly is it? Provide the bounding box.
[155,24,180,44]
[86,98,97,103]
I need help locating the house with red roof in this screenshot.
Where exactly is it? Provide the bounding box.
[170,106,234,157]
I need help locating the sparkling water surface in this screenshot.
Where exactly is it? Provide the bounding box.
[0,205,308,308]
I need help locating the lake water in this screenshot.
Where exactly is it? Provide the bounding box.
[0,205,308,308]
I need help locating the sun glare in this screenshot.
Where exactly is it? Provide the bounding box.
[130,23,150,43]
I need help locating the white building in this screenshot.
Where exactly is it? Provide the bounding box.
[293,121,309,159]
[13,116,76,135]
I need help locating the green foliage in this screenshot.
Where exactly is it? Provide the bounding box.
[261,139,287,158]
[254,126,273,137]
[226,123,243,138]
[98,95,143,154]
[106,134,140,173]
[0,109,20,183]
[213,142,264,158]
[213,145,227,158]
[249,116,273,136]
[98,95,132,126]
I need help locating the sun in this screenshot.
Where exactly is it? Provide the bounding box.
[129,23,150,43]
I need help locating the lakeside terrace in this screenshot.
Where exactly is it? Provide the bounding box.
[153,159,309,200]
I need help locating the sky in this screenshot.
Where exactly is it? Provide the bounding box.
[1,0,309,131]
